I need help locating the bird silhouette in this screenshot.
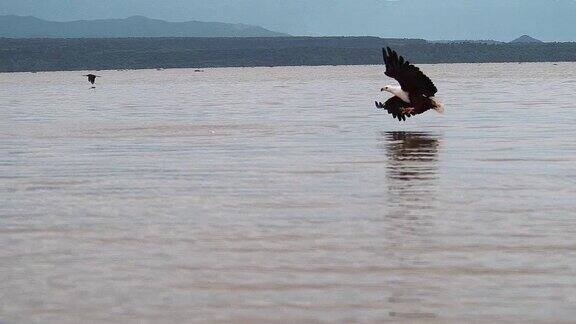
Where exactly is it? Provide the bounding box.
[84,74,100,86]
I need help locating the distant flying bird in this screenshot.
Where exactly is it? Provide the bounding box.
[375,47,444,121]
[84,74,100,85]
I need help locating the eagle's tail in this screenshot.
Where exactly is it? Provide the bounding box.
[431,97,444,114]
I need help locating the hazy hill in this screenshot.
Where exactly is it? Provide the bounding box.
[0,15,289,38]
[510,35,544,44]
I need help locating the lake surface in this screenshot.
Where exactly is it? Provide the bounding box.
[1,63,576,323]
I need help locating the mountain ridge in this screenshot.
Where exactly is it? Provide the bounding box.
[0,15,289,38]
[2,0,575,41]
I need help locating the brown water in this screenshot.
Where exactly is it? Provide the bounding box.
[1,64,576,323]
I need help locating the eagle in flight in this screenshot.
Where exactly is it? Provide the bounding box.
[375,47,444,121]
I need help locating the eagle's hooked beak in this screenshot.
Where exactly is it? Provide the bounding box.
[380,88,385,92]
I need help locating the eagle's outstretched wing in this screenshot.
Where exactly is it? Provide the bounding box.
[383,47,437,97]
[375,97,412,121]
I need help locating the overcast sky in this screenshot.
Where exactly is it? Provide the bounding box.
[1,0,575,41]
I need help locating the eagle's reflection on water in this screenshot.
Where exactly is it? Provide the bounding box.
[380,131,441,210]
[377,132,442,314]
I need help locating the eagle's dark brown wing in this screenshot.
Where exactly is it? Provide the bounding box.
[375,97,412,121]
[376,96,434,122]
[383,47,437,97]
[408,95,435,116]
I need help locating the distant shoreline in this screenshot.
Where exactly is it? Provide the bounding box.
[1,37,575,73]
[2,61,574,75]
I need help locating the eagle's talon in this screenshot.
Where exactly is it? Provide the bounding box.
[401,107,415,114]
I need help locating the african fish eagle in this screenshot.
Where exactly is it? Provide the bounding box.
[375,47,444,121]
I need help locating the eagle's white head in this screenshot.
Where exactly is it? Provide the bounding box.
[381,85,410,103]
[380,85,405,96]
[381,85,401,94]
